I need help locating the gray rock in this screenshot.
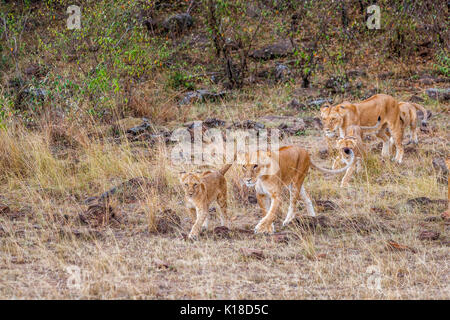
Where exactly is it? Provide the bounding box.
[162,13,193,33]
[432,157,448,175]
[307,98,333,108]
[409,95,424,103]
[288,98,306,110]
[426,88,450,101]
[23,88,47,99]
[347,69,367,78]
[274,63,291,81]
[180,90,226,105]
[249,40,294,60]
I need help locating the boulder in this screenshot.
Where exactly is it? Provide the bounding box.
[249,40,294,60]
[426,88,450,101]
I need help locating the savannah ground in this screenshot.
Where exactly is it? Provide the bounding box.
[0,0,449,299]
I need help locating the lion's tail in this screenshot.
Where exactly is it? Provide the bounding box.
[411,103,429,125]
[310,149,354,174]
[219,164,232,176]
[360,116,382,133]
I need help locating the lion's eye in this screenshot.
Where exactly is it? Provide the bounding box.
[193,183,197,187]
[253,164,258,169]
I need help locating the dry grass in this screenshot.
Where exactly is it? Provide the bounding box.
[0,83,448,299]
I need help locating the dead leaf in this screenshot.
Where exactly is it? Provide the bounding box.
[418,230,440,241]
[386,240,417,253]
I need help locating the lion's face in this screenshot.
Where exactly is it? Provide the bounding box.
[241,163,262,187]
[180,173,203,197]
[323,109,344,137]
[240,151,276,187]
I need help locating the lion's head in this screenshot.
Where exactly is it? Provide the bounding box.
[180,173,205,198]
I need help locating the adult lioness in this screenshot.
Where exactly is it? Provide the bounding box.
[241,145,354,234]
[321,94,404,163]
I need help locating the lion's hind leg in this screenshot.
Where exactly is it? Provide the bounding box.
[300,185,316,217]
[216,190,230,228]
[283,184,300,226]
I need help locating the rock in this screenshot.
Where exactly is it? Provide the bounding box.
[303,117,323,130]
[418,230,440,241]
[325,76,350,93]
[307,98,333,108]
[315,200,337,212]
[406,197,448,212]
[213,226,231,239]
[203,118,226,128]
[278,119,305,135]
[162,13,193,33]
[230,120,265,130]
[24,64,45,77]
[419,77,435,85]
[79,203,119,228]
[288,98,307,110]
[249,40,294,60]
[126,120,151,136]
[239,248,265,260]
[409,95,425,103]
[406,197,432,207]
[180,90,226,105]
[378,71,394,80]
[292,215,328,230]
[347,69,367,78]
[22,88,47,100]
[426,88,450,101]
[274,63,291,82]
[246,3,260,18]
[272,232,289,244]
[156,209,181,234]
[432,157,448,175]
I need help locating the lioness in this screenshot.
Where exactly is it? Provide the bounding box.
[241,145,354,234]
[180,164,232,239]
[398,101,429,144]
[321,94,404,163]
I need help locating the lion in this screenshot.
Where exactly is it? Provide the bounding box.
[334,126,369,187]
[397,101,429,145]
[240,145,354,234]
[332,118,382,187]
[180,164,232,239]
[320,94,404,163]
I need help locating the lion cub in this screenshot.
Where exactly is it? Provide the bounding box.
[180,164,232,239]
[398,101,429,144]
[335,125,367,187]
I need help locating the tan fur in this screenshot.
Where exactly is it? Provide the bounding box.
[241,145,354,234]
[321,94,404,163]
[334,125,367,187]
[180,164,231,239]
[397,101,428,144]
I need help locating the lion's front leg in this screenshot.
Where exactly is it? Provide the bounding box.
[189,205,208,240]
[255,194,280,234]
[340,163,356,187]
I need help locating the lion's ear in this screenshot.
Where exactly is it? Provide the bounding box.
[320,104,331,111]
